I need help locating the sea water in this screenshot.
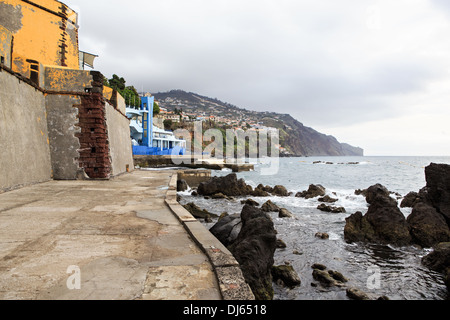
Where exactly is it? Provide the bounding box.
[178,156,450,300]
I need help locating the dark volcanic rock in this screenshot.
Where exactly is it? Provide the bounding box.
[258,184,274,193]
[424,163,450,223]
[315,232,329,240]
[177,179,188,192]
[310,264,348,289]
[261,200,280,213]
[346,165,450,247]
[317,203,346,213]
[355,188,368,197]
[272,185,289,197]
[328,270,348,283]
[346,287,370,300]
[209,214,242,247]
[422,242,450,273]
[278,208,294,218]
[211,192,227,199]
[312,269,347,288]
[296,184,326,199]
[271,265,301,288]
[197,173,253,197]
[241,198,260,206]
[312,269,337,287]
[344,211,376,243]
[422,242,450,293]
[229,205,277,300]
[400,191,420,208]
[407,202,450,248]
[365,183,391,205]
[365,194,411,245]
[344,185,411,246]
[251,184,271,197]
[318,195,338,203]
[276,238,287,248]
[182,202,218,220]
[311,263,327,271]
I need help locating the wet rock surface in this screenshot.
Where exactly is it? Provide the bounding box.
[345,164,450,248]
[296,184,326,199]
[209,214,242,247]
[197,173,253,197]
[271,264,301,288]
[210,205,277,300]
[422,242,450,292]
[344,191,412,246]
[407,203,450,248]
[183,202,219,220]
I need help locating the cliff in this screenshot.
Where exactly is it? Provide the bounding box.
[154,90,364,157]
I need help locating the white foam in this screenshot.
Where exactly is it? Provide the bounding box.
[400,207,413,218]
[328,232,341,241]
[326,189,368,212]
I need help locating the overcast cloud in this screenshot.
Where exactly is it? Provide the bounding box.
[65,0,450,156]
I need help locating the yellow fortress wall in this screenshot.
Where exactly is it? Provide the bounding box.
[0,0,80,78]
[0,0,134,191]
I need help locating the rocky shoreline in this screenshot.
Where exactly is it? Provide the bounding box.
[177,163,450,300]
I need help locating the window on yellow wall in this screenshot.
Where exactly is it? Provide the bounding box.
[26,59,39,86]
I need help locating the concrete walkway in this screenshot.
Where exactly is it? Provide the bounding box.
[0,170,252,300]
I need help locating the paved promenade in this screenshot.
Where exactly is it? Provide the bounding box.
[0,170,252,300]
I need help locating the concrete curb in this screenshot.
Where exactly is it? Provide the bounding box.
[165,173,255,300]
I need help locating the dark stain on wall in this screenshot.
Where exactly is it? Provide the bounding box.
[58,3,68,67]
[0,2,23,33]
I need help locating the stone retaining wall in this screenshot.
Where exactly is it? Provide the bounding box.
[164,172,255,300]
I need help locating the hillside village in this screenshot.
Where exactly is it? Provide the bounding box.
[152,90,364,157]
[154,90,283,132]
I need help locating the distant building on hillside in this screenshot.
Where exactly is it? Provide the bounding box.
[126,96,186,156]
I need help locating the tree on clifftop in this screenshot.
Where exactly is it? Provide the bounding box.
[153,102,160,116]
[105,74,141,108]
[108,74,126,91]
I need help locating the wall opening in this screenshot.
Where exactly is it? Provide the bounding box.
[27,59,40,86]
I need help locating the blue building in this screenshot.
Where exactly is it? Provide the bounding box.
[126,96,186,156]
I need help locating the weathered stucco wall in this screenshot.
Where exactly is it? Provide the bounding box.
[0,1,134,186]
[0,24,13,68]
[43,65,93,180]
[105,100,134,176]
[0,69,52,192]
[44,66,92,92]
[45,94,83,180]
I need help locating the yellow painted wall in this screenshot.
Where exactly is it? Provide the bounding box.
[103,86,114,101]
[0,0,80,76]
[44,65,92,92]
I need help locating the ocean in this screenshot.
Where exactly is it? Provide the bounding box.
[178,156,450,300]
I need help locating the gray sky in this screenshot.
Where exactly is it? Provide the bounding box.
[65,0,450,156]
